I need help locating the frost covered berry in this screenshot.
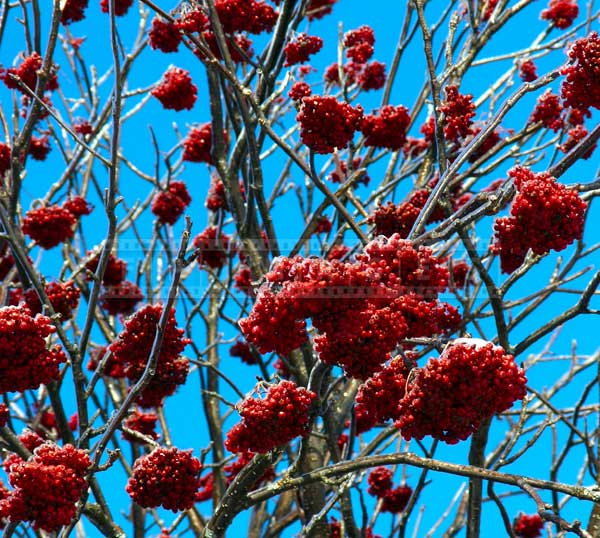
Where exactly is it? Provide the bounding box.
[22,205,76,249]
[284,34,323,66]
[361,105,411,150]
[514,513,544,538]
[0,443,91,532]
[149,18,182,53]
[0,306,67,394]
[492,166,586,273]
[151,67,197,111]
[151,181,191,225]
[396,339,527,444]
[126,447,201,511]
[541,0,578,29]
[297,96,363,154]
[225,381,316,453]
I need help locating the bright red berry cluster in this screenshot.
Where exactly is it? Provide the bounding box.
[61,0,88,24]
[85,251,127,285]
[10,280,80,320]
[151,181,191,225]
[366,467,412,513]
[529,89,564,131]
[439,85,476,143]
[126,447,201,511]
[297,96,363,154]
[225,380,316,453]
[492,166,587,273]
[288,81,312,102]
[541,0,578,29]
[361,105,411,150]
[182,123,217,163]
[1,52,58,93]
[0,443,91,532]
[514,513,544,537]
[206,175,227,210]
[519,59,538,82]
[108,304,190,407]
[561,32,600,113]
[284,34,323,66]
[344,26,375,64]
[193,226,233,269]
[148,18,182,53]
[151,67,197,111]
[62,196,93,217]
[122,410,159,443]
[240,234,460,378]
[395,339,527,444]
[28,135,52,161]
[22,205,75,249]
[0,306,66,394]
[213,0,277,34]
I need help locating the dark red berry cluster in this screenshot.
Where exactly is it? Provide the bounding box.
[514,513,544,538]
[361,105,411,150]
[151,180,191,225]
[9,280,80,320]
[60,0,88,24]
[492,166,587,273]
[213,0,277,35]
[529,90,564,132]
[561,32,600,113]
[126,447,201,511]
[85,251,127,286]
[28,135,52,161]
[297,96,363,154]
[519,59,538,82]
[100,0,133,16]
[122,410,159,443]
[0,142,10,177]
[148,18,182,53]
[193,226,234,269]
[108,304,190,407]
[229,339,257,364]
[284,34,323,66]
[225,380,316,453]
[395,339,527,444]
[182,123,219,163]
[344,26,374,64]
[541,0,578,29]
[559,124,597,158]
[1,52,58,93]
[99,280,144,316]
[206,175,227,210]
[86,345,125,378]
[1,443,91,532]
[151,67,197,111]
[366,467,412,513]
[288,81,312,102]
[0,306,66,394]
[306,0,336,20]
[439,85,476,143]
[240,234,460,378]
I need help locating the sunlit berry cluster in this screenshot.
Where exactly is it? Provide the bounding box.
[1,443,91,532]
[148,18,182,53]
[519,59,538,82]
[28,135,52,161]
[540,0,578,29]
[193,226,234,269]
[182,123,218,164]
[297,96,363,154]
[514,513,544,538]
[439,85,476,143]
[126,447,201,511]
[151,181,191,225]
[62,196,93,217]
[529,90,564,132]
[284,34,323,66]
[561,32,600,113]
[559,124,597,159]
[151,67,197,111]
[0,306,66,394]
[108,304,190,407]
[225,381,316,453]
[395,339,527,444]
[240,234,460,378]
[361,105,411,150]
[492,166,586,273]
[1,52,58,93]
[10,280,80,320]
[344,26,375,64]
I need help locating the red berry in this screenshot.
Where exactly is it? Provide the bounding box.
[151,67,197,111]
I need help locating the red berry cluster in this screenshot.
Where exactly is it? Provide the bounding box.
[28,135,52,161]
[85,251,127,285]
[151,67,197,111]
[22,203,82,249]
[0,306,66,394]
[297,96,363,154]
[306,0,336,20]
[213,0,277,35]
[229,339,257,364]
[284,34,323,66]
[355,358,411,432]
[151,180,191,225]
[344,26,374,64]
[288,81,312,102]
[197,31,255,63]
[234,265,254,295]
[225,380,316,453]
[529,89,564,132]
[240,234,460,378]
[366,467,412,513]
[519,59,538,82]
[100,0,133,16]
[361,105,411,150]
[61,0,88,24]
[206,175,227,210]
[395,339,527,444]
[338,26,386,91]
[223,450,275,485]
[99,280,144,316]
[86,345,126,378]
[439,85,476,143]
[148,18,182,53]
[1,52,58,93]
[0,404,8,427]
[514,513,544,538]
[126,447,201,511]
[122,410,159,443]
[561,32,600,113]
[193,226,233,269]
[108,304,190,407]
[559,124,597,158]
[182,123,218,163]
[466,127,501,162]
[1,443,91,532]
[492,166,587,273]
[9,280,80,320]
[367,467,392,497]
[541,0,578,29]
[0,142,10,177]
[62,196,93,217]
